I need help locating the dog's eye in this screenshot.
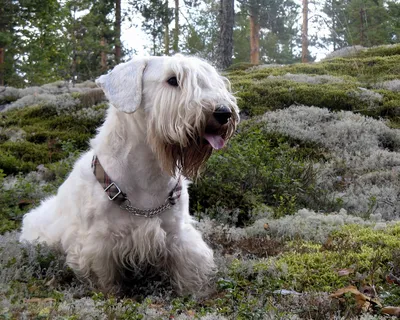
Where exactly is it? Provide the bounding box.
[167,77,179,87]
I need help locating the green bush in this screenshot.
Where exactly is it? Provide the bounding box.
[190,120,324,224]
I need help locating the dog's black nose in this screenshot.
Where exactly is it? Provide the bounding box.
[213,105,232,125]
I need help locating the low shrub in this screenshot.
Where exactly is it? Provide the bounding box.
[262,105,400,219]
[190,120,324,225]
[245,208,373,243]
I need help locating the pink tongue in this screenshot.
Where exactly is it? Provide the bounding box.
[204,133,225,150]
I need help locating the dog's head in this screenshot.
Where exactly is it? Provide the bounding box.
[96,55,239,179]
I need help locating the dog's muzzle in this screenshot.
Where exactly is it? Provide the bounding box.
[213,104,232,125]
[202,105,235,150]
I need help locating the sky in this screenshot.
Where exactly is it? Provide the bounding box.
[120,1,332,61]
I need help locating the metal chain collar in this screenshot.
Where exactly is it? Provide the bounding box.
[92,155,181,218]
[120,199,172,218]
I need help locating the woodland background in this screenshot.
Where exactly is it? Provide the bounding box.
[0,0,400,87]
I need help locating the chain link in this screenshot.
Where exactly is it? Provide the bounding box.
[120,199,172,218]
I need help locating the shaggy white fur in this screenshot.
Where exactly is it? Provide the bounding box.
[19,55,239,294]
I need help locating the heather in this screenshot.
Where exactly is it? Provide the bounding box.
[1,45,400,319]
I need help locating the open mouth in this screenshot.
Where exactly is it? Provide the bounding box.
[204,132,225,150]
[202,107,236,150]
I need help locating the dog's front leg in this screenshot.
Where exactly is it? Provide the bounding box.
[65,238,120,293]
[166,223,216,294]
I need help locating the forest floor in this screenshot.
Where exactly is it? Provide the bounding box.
[1,45,400,319]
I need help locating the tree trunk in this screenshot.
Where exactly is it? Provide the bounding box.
[216,0,235,69]
[100,37,107,72]
[164,0,170,55]
[250,13,260,65]
[173,0,179,52]
[0,3,5,86]
[301,0,308,63]
[360,8,365,46]
[71,4,77,85]
[115,0,121,64]
[0,47,4,86]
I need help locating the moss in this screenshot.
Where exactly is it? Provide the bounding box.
[0,95,19,105]
[234,78,382,117]
[0,218,19,234]
[354,44,400,58]
[329,224,400,252]
[227,223,400,293]
[12,104,60,120]
[226,62,256,71]
[0,141,66,174]
[234,79,368,116]
[227,53,400,119]
[0,133,8,143]
[229,54,400,81]
[0,104,103,174]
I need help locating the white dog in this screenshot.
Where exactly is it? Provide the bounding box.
[20,55,239,294]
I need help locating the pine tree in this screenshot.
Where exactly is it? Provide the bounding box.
[136,0,173,56]
[216,0,235,69]
[238,0,300,64]
[173,0,179,52]
[346,0,391,46]
[65,0,116,81]
[181,0,219,61]
[0,0,16,86]
[323,0,399,49]
[387,1,400,42]
[322,0,349,50]
[233,11,250,63]
[115,0,122,63]
[10,0,70,86]
[301,0,308,63]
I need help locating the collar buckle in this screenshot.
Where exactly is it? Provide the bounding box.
[92,155,181,217]
[104,182,122,201]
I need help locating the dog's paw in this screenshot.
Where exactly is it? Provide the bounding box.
[167,229,216,295]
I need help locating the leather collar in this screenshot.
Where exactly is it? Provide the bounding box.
[91,155,182,217]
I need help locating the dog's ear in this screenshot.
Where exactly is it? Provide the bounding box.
[96,58,147,113]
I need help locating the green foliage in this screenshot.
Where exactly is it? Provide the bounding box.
[181,0,219,60]
[66,0,119,82]
[5,0,72,86]
[237,0,301,64]
[136,0,173,56]
[226,223,400,294]
[0,103,103,175]
[228,51,400,118]
[0,99,101,233]
[2,0,121,86]
[323,0,399,50]
[190,120,324,224]
[345,0,394,47]
[354,44,400,58]
[0,151,80,234]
